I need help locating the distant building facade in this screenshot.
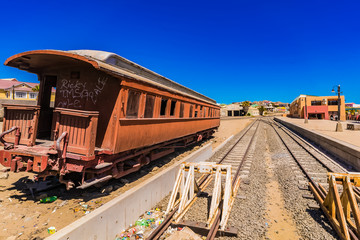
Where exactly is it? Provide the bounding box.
[0,78,55,102]
[220,103,244,117]
[289,94,345,121]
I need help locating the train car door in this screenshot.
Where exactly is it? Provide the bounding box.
[37,75,57,139]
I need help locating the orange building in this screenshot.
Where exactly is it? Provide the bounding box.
[289,94,346,121]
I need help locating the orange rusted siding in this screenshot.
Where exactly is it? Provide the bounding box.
[115,118,219,153]
[2,105,39,146]
[53,108,98,157]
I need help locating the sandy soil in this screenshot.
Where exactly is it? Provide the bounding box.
[264,138,300,239]
[211,117,254,149]
[278,117,360,148]
[0,117,253,240]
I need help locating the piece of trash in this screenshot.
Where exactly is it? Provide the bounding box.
[52,207,57,213]
[47,227,56,235]
[40,196,57,203]
[85,211,90,215]
[8,198,12,202]
[58,200,68,207]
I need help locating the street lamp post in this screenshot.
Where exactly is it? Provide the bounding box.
[304,96,308,123]
[331,85,343,132]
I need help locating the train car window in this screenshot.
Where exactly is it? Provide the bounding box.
[160,99,168,116]
[170,100,177,116]
[144,95,155,118]
[180,103,184,118]
[126,90,141,118]
[189,105,193,118]
[208,108,210,117]
[195,110,198,117]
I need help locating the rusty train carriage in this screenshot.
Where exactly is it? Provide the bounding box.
[0,50,220,189]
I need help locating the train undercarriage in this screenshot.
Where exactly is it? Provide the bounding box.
[0,127,215,190]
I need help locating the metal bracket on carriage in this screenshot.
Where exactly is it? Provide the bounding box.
[0,126,20,150]
[56,132,69,160]
[55,132,75,190]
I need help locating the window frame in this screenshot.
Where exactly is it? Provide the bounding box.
[15,91,27,99]
[126,90,141,118]
[29,92,38,99]
[170,100,177,117]
[160,98,168,117]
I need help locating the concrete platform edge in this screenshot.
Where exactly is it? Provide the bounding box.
[275,117,360,171]
[46,143,213,240]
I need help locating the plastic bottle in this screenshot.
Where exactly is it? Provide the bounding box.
[40,196,57,203]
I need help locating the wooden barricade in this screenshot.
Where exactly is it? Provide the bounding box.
[309,173,360,240]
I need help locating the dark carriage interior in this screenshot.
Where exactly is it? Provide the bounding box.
[37,75,57,139]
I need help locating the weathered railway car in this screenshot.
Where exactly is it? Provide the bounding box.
[0,50,220,189]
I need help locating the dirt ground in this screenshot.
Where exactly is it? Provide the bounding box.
[0,117,253,240]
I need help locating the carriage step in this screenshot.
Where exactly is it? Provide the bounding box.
[77,175,113,189]
[94,162,113,169]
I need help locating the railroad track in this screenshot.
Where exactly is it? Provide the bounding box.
[267,118,360,240]
[148,119,260,240]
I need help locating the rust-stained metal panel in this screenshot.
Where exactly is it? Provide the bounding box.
[53,108,99,157]
[2,104,40,146]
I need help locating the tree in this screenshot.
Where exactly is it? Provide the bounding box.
[241,101,250,115]
[32,85,40,92]
[32,85,40,100]
[258,106,266,116]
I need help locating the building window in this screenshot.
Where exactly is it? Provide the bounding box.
[126,90,141,118]
[160,99,168,116]
[328,100,338,106]
[29,92,38,99]
[15,92,27,99]
[179,103,184,118]
[170,100,176,116]
[311,101,322,106]
[189,105,193,118]
[144,95,155,118]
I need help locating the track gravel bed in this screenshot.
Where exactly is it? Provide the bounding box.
[265,122,338,240]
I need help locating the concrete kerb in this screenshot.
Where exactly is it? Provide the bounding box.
[46,143,213,240]
[274,117,360,171]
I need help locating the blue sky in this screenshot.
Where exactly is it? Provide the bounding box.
[0,0,359,104]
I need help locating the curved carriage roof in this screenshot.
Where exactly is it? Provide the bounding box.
[5,50,217,105]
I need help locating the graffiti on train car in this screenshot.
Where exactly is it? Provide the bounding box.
[57,77,108,108]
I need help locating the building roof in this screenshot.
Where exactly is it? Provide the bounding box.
[0,78,20,89]
[0,78,56,93]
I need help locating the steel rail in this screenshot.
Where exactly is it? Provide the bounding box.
[147,119,260,240]
[269,118,359,240]
[271,119,344,173]
[206,120,260,240]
